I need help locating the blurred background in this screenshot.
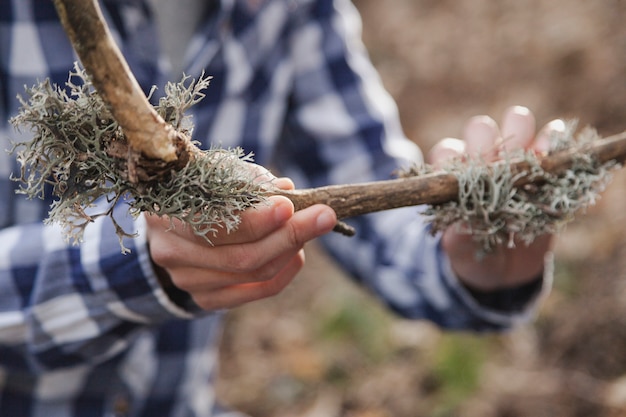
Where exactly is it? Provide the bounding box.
[216,1,626,416]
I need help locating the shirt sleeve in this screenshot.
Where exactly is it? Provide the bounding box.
[0,203,205,374]
[275,0,551,331]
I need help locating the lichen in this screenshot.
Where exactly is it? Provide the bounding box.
[10,64,619,255]
[400,122,619,254]
[10,64,269,253]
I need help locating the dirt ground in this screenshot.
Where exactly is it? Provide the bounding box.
[215,1,626,416]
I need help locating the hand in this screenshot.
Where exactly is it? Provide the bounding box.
[428,106,563,291]
[145,170,337,311]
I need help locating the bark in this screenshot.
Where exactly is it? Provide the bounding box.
[53,0,185,162]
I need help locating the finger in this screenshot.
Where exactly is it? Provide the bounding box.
[209,162,285,240]
[427,138,466,168]
[534,119,567,154]
[190,249,306,310]
[201,204,335,273]
[146,195,296,247]
[500,106,536,151]
[152,203,335,272]
[209,195,295,245]
[168,245,305,292]
[462,115,500,161]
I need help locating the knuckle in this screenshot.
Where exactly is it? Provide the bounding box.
[234,211,263,240]
[284,220,303,248]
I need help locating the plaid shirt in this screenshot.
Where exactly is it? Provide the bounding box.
[0,0,548,416]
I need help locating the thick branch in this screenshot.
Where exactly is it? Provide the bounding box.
[53,0,180,162]
[273,130,626,220]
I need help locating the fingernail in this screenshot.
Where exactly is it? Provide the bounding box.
[505,105,532,121]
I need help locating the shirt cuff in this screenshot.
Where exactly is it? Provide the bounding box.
[441,251,554,328]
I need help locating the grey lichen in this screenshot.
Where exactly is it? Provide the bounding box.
[11,65,269,253]
[9,64,618,255]
[402,123,619,253]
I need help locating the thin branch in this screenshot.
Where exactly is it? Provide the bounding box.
[272,130,626,220]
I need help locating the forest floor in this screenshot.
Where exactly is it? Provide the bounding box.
[216,1,626,416]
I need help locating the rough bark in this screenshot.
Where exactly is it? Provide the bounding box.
[53,0,186,163]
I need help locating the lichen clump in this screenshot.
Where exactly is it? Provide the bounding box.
[402,123,619,253]
[11,65,268,252]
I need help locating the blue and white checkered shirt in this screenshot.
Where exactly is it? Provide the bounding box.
[0,0,547,416]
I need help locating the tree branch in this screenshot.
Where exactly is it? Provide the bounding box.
[53,0,187,163]
[273,130,626,220]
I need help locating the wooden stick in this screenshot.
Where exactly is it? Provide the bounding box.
[53,0,182,162]
[273,130,626,220]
